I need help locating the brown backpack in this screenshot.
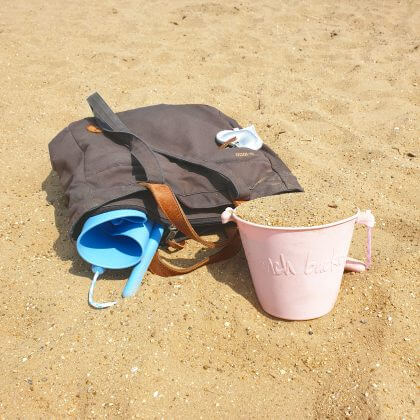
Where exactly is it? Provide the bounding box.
[49,93,302,275]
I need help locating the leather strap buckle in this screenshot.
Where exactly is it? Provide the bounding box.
[165,225,178,242]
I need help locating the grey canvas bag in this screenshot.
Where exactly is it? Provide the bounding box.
[49,93,302,275]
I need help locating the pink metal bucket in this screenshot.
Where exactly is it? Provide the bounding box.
[221,208,375,320]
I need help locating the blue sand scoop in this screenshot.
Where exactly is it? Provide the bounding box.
[76,209,164,309]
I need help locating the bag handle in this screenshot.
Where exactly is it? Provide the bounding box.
[148,225,242,276]
[87,92,165,184]
[140,182,244,275]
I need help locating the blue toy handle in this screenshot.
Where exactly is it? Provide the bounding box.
[122,223,164,298]
[88,266,118,309]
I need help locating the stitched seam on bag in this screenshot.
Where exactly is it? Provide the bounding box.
[65,125,91,238]
[68,124,84,153]
[84,162,137,178]
[215,150,276,192]
[261,147,287,189]
[249,175,271,190]
[67,124,90,198]
[261,145,289,189]
[67,124,87,179]
[175,190,230,197]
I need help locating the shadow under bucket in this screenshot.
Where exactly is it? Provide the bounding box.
[222,208,375,320]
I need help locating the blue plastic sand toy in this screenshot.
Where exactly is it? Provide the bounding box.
[76,209,163,309]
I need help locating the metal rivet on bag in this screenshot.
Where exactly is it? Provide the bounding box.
[86,124,103,133]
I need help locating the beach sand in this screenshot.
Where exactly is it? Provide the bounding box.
[0,0,418,418]
[235,192,357,227]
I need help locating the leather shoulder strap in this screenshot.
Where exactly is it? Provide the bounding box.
[142,183,245,276]
[148,228,241,276]
[141,182,231,249]
[232,200,246,207]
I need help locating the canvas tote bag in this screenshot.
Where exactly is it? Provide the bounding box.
[49,93,302,275]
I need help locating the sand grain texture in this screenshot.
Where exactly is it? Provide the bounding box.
[0,0,418,418]
[235,192,357,227]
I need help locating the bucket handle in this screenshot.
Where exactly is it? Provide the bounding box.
[221,208,375,272]
[345,210,375,272]
[88,266,117,309]
[221,207,235,224]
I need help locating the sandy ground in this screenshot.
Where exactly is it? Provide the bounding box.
[0,0,419,418]
[235,192,358,226]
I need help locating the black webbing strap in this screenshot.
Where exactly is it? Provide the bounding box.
[87,92,164,184]
[87,92,249,200]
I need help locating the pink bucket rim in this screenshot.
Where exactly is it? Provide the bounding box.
[230,208,361,232]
